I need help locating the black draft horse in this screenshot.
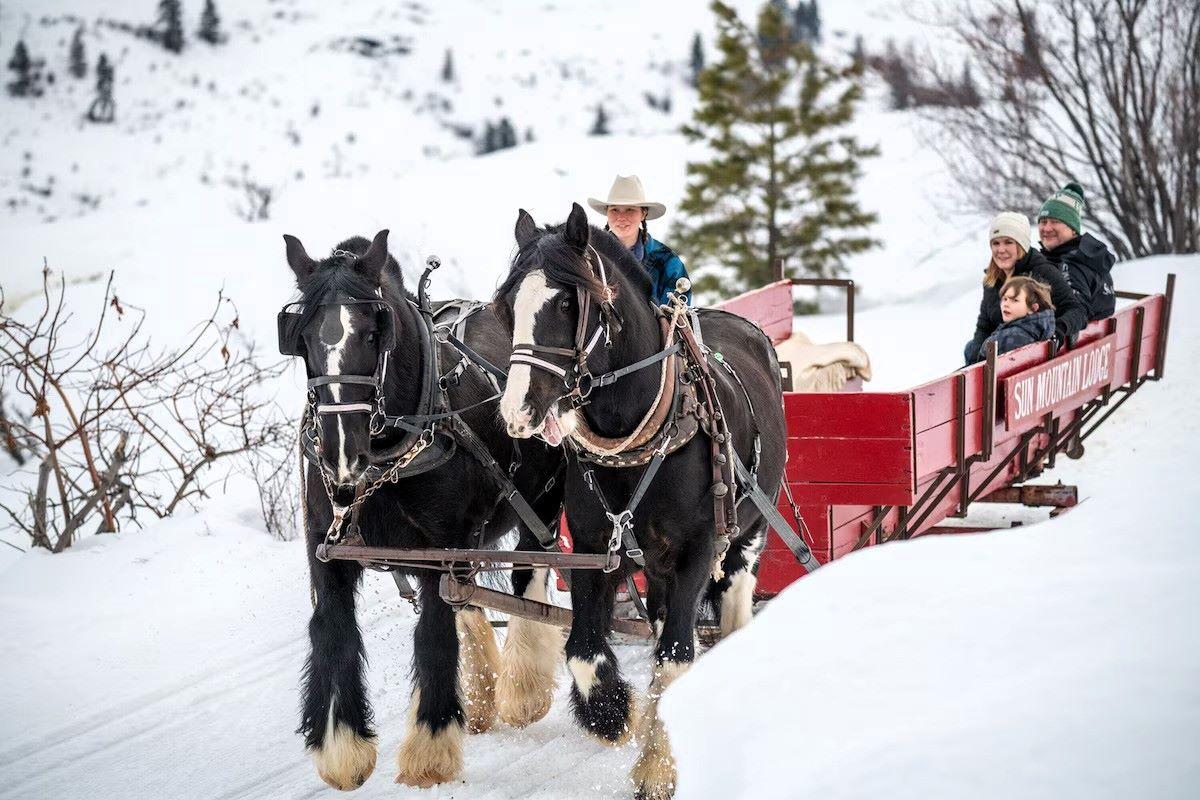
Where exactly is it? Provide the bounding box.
[282,231,565,790]
[493,205,787,799]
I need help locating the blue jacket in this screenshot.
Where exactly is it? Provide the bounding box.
[966,309,1055,364]
[639,235,691,306]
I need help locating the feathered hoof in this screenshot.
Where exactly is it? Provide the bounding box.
[568,656,635,746]
[311,723,377,791]
[395,720,464,788]
[496,615,562,728]
[457,609,501,734]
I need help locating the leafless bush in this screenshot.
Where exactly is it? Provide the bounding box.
[927,0,1199,259]
[243,420,301,541]
[0,265,292,551]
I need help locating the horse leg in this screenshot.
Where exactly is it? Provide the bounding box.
[496,564,563,727]
[396,573,465,787]
[707,520,767,639]
[631,539,711,800]
[300,557,377,791]
[566,567,635,745]
[456,605,500,734]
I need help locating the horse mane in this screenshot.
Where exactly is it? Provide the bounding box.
[496,223,653,307]
[295,236,412,330]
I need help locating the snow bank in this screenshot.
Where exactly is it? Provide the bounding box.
[661,257,1200,799]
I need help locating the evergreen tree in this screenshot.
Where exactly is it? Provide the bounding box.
[791,1,821,44]
[441,48,455,83]
[672,1,878,290]
[198,0,224,45]
[69,26,87,79]
[791,2,809,43]
[86,53,115,123]
[883,39,912,110]
[850,34,865,69]
[7,41,35,97]
[157,0,184,53]
[480,121,498,154]
[497,116,516,148]
[589,103,609,135]
[959,60,981,107]
[689,32,705,88]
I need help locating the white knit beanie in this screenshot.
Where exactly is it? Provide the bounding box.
[988,211,1031,252]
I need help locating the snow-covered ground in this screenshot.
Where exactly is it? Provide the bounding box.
[2,1,1197,798]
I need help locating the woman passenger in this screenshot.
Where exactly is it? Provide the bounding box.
[963,212,1086,365]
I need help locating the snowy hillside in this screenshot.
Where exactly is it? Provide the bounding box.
[2,1,1196,798]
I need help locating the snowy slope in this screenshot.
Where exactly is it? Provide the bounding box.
[2,1,1197,798]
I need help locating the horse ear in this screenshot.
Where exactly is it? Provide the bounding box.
[283,234,317,280]
[515,208,538,248]
[564,202,589,252]
[356,229,390,282]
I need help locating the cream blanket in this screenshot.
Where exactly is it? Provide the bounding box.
[774,331,872,392]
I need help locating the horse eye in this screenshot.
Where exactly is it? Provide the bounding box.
[558,297,571,313]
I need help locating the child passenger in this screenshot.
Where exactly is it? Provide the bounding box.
[969,276,1056,363]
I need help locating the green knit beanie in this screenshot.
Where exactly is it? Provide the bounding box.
[1038,182,1085,234]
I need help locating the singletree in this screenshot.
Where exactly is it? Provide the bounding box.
[689,32,705,87]
[86,53,115,122]
[672,1,878,290]
[198,0,225,45]
[589,103,609,135]
[157,0,184,53]
[69,26,87,79]
[441,48,455,82]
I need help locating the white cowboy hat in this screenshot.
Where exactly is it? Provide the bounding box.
[586,174,667,221]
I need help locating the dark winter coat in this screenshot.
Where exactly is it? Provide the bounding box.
[968,309,1055,363]
[640,235,691,306]
[1041,232,1116,322]
[963,248,1088,366]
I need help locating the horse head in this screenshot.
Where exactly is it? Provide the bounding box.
[279,229,399,498]
[493,203,633,445]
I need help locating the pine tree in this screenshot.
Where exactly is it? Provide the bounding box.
[689,32,705,88]
[883,39,912,110]
[157,0,184,53]
[850,34,865,69]
[959,60,981,107]
[441,48,455,83]
[198,0,224,46]
[86,52,115,123]
[808,0,822,43]
[480,121,498,154]
[69,26,87,79]
[672,1,878,290]
[7,41,34,97]
[589,103,609,135]
[498,116,516,148]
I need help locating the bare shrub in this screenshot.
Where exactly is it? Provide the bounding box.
[927,0,1199,259]
[0,265,292,551]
